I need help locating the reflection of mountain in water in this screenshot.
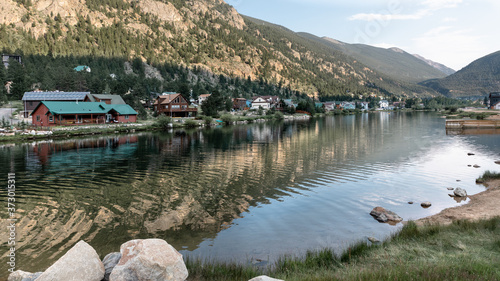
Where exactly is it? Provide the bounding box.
[0,113,453,274]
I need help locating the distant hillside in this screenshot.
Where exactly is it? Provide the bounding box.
[0,0,439,100]
[420,51,500,98]
[412,54,455,76]
[297,33,448,83]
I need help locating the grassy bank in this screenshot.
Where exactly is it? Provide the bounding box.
[186,218,500,280]
[476,171,500,183]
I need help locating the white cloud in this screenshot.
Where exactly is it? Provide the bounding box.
[412,26,487,70]
[349,0,463,21]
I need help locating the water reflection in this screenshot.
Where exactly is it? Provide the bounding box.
[1,112,500,276]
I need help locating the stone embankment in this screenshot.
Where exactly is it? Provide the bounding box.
[8,239,281,281]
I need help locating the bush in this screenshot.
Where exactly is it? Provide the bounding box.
[220,114,234,125]
[184,119,198,128]
[274,111,284,120]
[154,115,172,130]
[202,115,213,126]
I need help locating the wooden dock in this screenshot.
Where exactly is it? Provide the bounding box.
[446,119,500,129]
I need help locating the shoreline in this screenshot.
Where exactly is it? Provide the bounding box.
[415,179,500,225]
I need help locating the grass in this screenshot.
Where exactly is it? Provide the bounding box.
[185,218,500,281]
[476,171,500,183]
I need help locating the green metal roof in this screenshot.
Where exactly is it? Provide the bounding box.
[106,104,138,115]
[32,101,137,115]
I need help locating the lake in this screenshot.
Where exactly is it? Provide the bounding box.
[1,112,500,276]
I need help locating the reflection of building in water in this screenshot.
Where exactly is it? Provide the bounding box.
[31,135,139,166]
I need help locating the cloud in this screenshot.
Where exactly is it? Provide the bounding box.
[349,0,462,21]
[412,26,487,70]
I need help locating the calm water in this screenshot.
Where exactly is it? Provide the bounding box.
[1,112,500,276]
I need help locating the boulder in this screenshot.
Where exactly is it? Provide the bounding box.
[454,188,467,197]
[103,252,122,281]
[473,165,480,168]
[408,201,414,205]
[370,207,403,223]
[468,153,475,156]
[495,161,500,165]
[8,270,42,281]
[109,239,188,281]
[421,202,432,208]
[368,237,380,243]
[36,241,104,281]
[248,276,284,281]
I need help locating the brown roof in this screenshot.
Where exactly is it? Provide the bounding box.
[154,93,182,105]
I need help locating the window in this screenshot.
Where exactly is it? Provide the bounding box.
[124,115,129,119]
[49,115,53,122]
[36,116,40,122]
[172,105,180,109]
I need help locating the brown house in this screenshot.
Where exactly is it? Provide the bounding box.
[233,98,247,110]
[154,93,197,117]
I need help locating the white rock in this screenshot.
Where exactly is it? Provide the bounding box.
[8,270,42,281]
[36,240,104,281]
[454,188,467,197]
[110,239,188,281]
[249,276,284,281]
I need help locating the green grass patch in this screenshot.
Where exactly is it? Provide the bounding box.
[185,218,500,281]
[476,170,500,183]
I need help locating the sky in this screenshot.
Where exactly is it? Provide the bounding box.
[225,0,500,71]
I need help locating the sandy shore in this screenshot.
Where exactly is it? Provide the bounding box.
[416,179,500,225]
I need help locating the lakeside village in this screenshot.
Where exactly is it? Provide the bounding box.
[1,89,499,137]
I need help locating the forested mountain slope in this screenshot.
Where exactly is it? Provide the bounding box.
[0,0,439,102]
[420,51,500,98]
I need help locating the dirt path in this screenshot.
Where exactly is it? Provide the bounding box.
[416,179,500,225]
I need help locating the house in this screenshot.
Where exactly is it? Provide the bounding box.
[379,100,390,109]
[341,102,356,110]
[360,102,370,110]
[324,102,336,111]
[154,93,197,117]
[85,94,126,105]
[233,98,247,110]
[251,96,280,110]
[2,54,21,68]
[198,94,211,104]
[490,92,500,110]
[74,65,91,73]
[283,99,298,109]
[31,101,137,126]
[22,91,92,117]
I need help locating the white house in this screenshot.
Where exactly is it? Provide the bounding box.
[251,97,271,110]
[198,94,211,104]
[379,100,389,109]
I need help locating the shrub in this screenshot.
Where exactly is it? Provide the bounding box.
[220,114,235,125]
[154,115,172,130]
[274,111,284,120]
[184,119,198,128]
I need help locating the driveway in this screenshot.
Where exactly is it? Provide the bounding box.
[0,108,18,125]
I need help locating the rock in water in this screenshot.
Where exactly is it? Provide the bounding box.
[454,188,467,197]
[103,252,122,281]
[370,207,403,223]
[468,153,475,156]
[109,239,188,281]
[368,237,380,243]
[248,276,284,281]
[36,241,104,281]
[8,270,42,281]
[421,202,432,208]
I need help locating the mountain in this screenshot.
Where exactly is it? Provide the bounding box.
[0,0,439,100]
[420,51,500,98]
[298,34,449,83]
[412,54,455,76]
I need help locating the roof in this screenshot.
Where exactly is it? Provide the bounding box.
[107,104,138,115]
[155,93,184,105]
[91,94,126,104]
[199,94,211,98]
[22,92,91,101]
[74,65,90,72]
[32,101,137,115]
